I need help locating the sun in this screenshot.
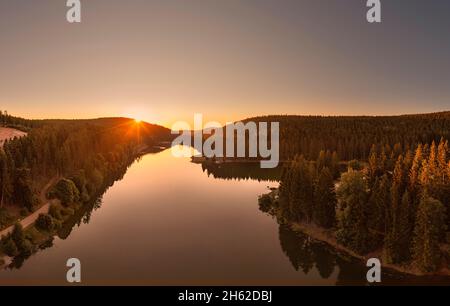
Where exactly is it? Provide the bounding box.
[134,118,142,124]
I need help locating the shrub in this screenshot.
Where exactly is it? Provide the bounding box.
[61,207,75,217]
[347,160,363,171]
[87,168,104,195]
[1,236,18,257]
[0,208,13,228]
[336,169,373,254]
[49,204,63,220]
[11,223,25,246]
[13,168,40,212]
[51,179,80,206]
[20,208,29,217]
[17,239,34,257]
[258,194,273,213]
[70,171,90,203]
[35,214,54,232]
[25,227,42,244]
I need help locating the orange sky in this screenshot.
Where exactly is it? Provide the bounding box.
[1,0,449,128]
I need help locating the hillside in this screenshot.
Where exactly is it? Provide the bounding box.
[0,114,173,231]
[240,111,450,161]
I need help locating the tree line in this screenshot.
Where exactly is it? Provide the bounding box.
[245,112,450,161]
[0,115,171,219]
[264,137,450,273]
[0,114,171,262]
[0,111,41,131]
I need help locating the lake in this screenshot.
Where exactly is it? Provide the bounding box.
[1,147,448,285]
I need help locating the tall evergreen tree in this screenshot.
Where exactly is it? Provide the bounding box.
[313,167,336,228]
[367,175,390,246]
[384,191,413,263]
[412,196,447,272]
[336,169,372,254]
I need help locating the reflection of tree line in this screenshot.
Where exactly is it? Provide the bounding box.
[56,156,135,241]
[278,224,366,285]
[7,152,157,270]
[200,162,283,182]
[277,224,450,285]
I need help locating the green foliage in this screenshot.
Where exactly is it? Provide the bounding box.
[11,223,25,247]
[51,179,80,206]
[25,227,43,244]
[384,191,414,264]
[20,208,29,217]
[1,223,35,257]
[1,236,18,257]
[61,207,75,217]
[1,114,169,213]
[35,214,54,232]
[12,168,40,212]
[279,156,315,222]
[313,167,336,228]
[87,169,104,195]
[0,208,13,228]
[247,113,450,161]
[17,239,34,257]
[70,170,90,203]
[367,175,390,238]
[272,136,450,271]
[347,160,363,171]
[336,169,373,254]
[412,197,447,272]
[258,194,273,213]
[49,204,62,220]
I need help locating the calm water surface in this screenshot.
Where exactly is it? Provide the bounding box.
[1,148,447,285]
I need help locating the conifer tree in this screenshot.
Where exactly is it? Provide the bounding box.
[412,197,447,272]
[288,156,315,222]
[316,150,326,173]
[336,169,371,254]
[437,138,448,184]
[368,144,378,184]
[330,151,340,179]
[409,144,423,200]
[367,174,390,242]
[313,167,336,228]
[384,191,413,263]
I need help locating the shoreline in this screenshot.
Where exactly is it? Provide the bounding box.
[0,176,60,269]
[0,175,59,237]
[289,222,450,277]
[0,144,156,270]
[264,190,450,277]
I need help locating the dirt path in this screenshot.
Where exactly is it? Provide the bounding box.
[0,176,59,238]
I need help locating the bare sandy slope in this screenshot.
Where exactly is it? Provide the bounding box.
[0,127,27,146]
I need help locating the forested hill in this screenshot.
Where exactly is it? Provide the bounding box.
[36,117,173,144]
[243,111,450,161]
[0,112,172,141]
[0,114,172,217]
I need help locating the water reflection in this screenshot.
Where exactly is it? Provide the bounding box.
[277,224,367,285]
[1,149,449,285]
[200,162,283,182]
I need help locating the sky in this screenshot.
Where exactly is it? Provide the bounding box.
[0,0,449,127]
